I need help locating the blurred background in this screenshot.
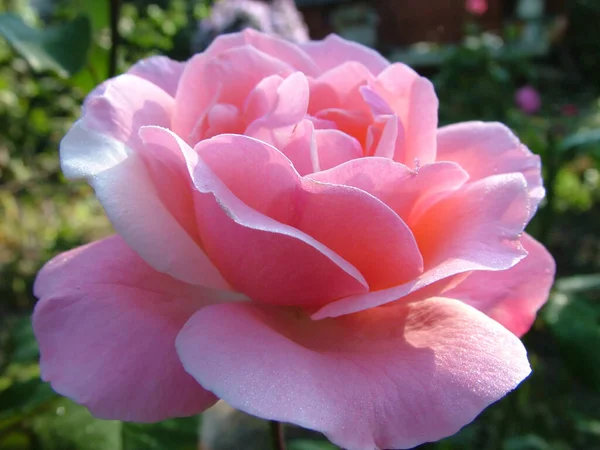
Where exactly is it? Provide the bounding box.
[0,0,599,449]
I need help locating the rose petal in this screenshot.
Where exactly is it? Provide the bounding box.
[33,236,233,421]
[373,63,438,167]
[314,173,530,318]
[128,55,185,97]
[74,74,173,162]
[173,45,292,143]
[314,129,363,171]
[196,133,424,291]
[176,298,530,450]
[444,233,555,337]
[308,62,374,114]
[61,78,228,288]
[143,127,368,306]
[249,119,320,175]
[245,71,309,130]
[300,34,389,75]
[309,158,469,224]
[436,121,544,218]
[205,29,319,76]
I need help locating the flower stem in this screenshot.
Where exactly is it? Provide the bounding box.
[269,420,286,450]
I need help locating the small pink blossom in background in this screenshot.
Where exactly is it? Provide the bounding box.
[515,85,542,115]
[33,30,554,450]
[466,0,488,16]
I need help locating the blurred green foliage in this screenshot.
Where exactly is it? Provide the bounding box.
[0,0,600,449]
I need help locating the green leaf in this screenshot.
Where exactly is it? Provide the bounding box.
[543,292,600,391]
[122,417,199,450]
[8,317,39,364]
[30,398,122,450]
[554,274,600,293]
[0,13,91,77]
[0,379,55,417]
[559,128,600,153]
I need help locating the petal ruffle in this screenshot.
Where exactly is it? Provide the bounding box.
[314,173,530,318]
[444,233,555,336]
[176,298,531,450]
[61,121,229,289]
[300,34,389,76]
[127,55,185,97]
[436,121,544,218]
[372,63,438,167]
[33,236,233,421]
[195,133,424,291]
[173,45,292,143]
[309,157,469,223]
[142,127,369,306]
[61,74,229,288]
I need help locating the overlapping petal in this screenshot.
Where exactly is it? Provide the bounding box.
[33,236,233,421]
[300,33,389,75]
[60,76,229,288]
[176,298,531,450]
[444,233,555,336]
[437,121,544,218]
[173,45,293,143]
[195,133,424,291]
[314,173,530,318]
[372,63,438,167]
[140,127,369,306]
[127,55,185,97]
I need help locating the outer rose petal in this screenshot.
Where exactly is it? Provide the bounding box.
[300,34,389,75]
[176,298,531,450]
[33,236,236,421]
[444,233,555,337]
[61,74,229,289]
[60,122,230,289]
[127,55,185,97]
[314,173,530,319]
[373,63,438,167]
[436,121,544,218]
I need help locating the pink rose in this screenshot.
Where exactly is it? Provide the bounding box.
[33,30,554,450]
[515,85,542,115]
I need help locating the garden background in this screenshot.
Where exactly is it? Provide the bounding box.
[1,0,600,449]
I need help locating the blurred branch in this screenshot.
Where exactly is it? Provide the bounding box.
[108,0,121,78]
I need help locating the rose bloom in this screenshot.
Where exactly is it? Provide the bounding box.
[34,30,554,450]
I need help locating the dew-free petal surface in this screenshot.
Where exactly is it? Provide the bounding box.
[177,297,531,450]
[300,33,389,75]
[128,55,186,97]
[61,122,229,289]
[445,233,555,336]
[436,121,544,218]
[373,63,438,167]
[196,134,423,290]
[314,173,530,318]
[33,236,233,422]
